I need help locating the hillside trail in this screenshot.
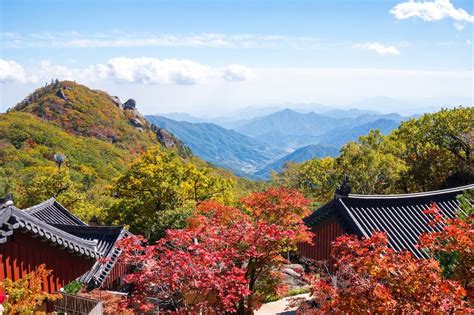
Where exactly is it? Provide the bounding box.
[254,293,310,315]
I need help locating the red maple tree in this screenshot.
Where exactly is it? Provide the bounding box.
[303,232,468,313]
[117,188,312,314]
[419,202,474,303]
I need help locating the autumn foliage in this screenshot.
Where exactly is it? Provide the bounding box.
[1,264,61,314]
[419,201,474,302]
[304,232,469,313]
[80,290,134,314]
[117,188,312,314]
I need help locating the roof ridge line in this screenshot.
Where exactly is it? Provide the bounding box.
[23,198,87,225]
[23,197,56,213]
[13,207,100,250]
[53,224,125,230]
[347,184,474,199]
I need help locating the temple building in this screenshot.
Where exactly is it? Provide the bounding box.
[0,197,130,293]
[299,183,474,262]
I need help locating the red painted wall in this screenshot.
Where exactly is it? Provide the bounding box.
[0,230,95,293]
[102,261,128,289]
[299,215,345,261]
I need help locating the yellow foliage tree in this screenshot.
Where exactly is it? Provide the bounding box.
[107,146,235,241]
[1,264,61,314]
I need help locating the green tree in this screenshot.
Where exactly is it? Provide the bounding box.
[14,165,102,223]
[0,166,15,197]
[392,107,473,191]
[107,147,234,241]
[16,166,84,207]
[271,157,338,202]
[337,130,407,194]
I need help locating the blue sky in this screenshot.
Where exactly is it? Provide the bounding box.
[1,0,473,115]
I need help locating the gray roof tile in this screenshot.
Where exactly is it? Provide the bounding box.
[0,198,131,289]
[305,184,474,259]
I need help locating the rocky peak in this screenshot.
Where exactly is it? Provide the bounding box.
[123,99,136,110]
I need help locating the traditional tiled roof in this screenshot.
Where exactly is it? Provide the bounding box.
[305,184,474,258]
[53,224,124,255]
[0,206,100,259]
[52,224,129,288]
[31,198,131,289]
[78,229,130,289]
[1,198,131,288]
[24,198,86,226]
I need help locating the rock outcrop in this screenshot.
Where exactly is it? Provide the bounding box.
[56,89,68,101]
[281,264,307,290]
[123,99,136,110]
[156,128,176,148]
[110,96,122,108]
[130,118,145,129]
[149,124,192,157]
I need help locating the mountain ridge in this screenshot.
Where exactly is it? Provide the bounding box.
[235,108,405,150]
[146,115,286,175]
[146,110,404,178]
[10,80,191,156]
[0,81,193,204]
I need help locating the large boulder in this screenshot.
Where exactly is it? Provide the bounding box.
[130,118,145,128]
[281,264,307,290]
[123,99,136,110]
[156,128,176,148]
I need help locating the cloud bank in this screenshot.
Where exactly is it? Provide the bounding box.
[390,0,474,23]
[0,58,254,85]
[0,59,27,83]
[353,42,400,55]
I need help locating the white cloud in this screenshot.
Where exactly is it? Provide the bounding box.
[454,22,465,30]
[29,61,110,83]
[467,40,472,45]
[390,0,474,23]
[223,64,254,81]
[353,42,400,55]
[106,57,214,85]
[0,57,254,85]
[0,59,27,83]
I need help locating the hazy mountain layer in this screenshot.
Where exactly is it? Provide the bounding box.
[148,108,405,178]
[255,144,340,178]
[235,109,405,150]
[146,116,286,174]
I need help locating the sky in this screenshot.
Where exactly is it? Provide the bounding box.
[0,0,473,115]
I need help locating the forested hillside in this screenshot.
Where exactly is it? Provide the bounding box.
[0,81,242,224]
[0,81,471,241]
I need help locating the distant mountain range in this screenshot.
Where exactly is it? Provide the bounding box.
[147,108,408,178]
[317,118,400,148]
[146,116,286,175]
[234,109,406,150]
[255,144,340,178]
